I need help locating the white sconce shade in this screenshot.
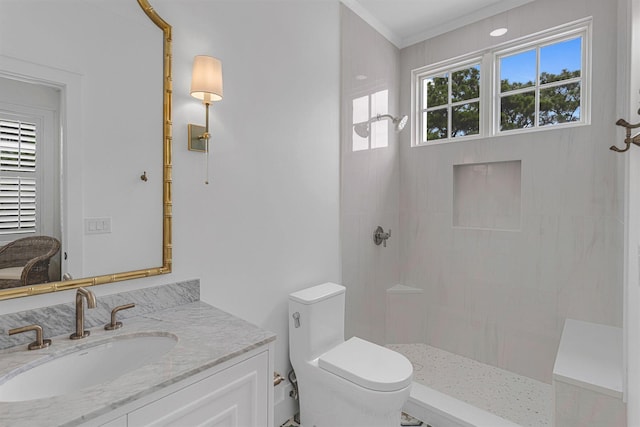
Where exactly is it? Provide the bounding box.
[189,55,224,185]
[190,55,223,103]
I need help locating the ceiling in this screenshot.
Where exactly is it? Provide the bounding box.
[341,0,535,49]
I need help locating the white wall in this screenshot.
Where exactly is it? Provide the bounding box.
[340,5,401,345]
[399,0,623,383]
[159,0,342,380]
[620,0,640,422]
[0,0,342,397]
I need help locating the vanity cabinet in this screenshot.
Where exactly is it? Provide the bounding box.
[94,348,271,427]
[128,351,268,426]
[0,300,276,427]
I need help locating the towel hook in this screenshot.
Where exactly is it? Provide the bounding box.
[611,118,640,153]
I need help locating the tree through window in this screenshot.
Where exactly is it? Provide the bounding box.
[498,37,582,131]
[411,19,590,146]
[419,63,481,142]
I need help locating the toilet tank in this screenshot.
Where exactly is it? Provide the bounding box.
[289,283,345,363]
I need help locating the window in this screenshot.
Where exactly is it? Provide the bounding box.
[497,36,583,131]
[418,62,481,143]
[0,118,37,234]
[411,19,590,146]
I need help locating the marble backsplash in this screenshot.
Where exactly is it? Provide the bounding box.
[0,279,199,350]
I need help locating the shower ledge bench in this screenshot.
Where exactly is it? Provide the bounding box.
[553,318,625,427]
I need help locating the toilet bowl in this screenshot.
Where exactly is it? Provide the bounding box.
[288,282,413,427]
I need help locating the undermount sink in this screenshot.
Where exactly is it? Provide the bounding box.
[0,332,178,402]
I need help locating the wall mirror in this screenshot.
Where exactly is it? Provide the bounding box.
[0,0,172,300]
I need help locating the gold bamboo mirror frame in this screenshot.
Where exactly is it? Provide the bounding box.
[0,0,172,301]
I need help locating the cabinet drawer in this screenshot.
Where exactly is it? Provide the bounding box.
[128,351,268,427]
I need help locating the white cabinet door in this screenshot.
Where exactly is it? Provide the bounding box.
[127,351,268,427]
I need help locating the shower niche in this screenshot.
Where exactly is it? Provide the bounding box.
[453,160,522,231]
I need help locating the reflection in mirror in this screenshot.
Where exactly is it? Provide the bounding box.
[0,0,172,299]
[0,76,62,286]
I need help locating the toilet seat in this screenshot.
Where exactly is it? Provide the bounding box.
[318,337,413,392]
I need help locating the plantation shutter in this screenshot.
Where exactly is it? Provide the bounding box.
[0,119,37,234]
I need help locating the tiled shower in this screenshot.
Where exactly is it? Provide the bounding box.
[340,0,623,423]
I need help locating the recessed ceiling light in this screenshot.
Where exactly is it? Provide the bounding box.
[490,28,508,37]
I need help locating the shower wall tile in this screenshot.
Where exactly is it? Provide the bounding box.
[398,0,622,384]
[340,5,401,345]
[341,0,622,387]
[385,285,426,344]
[453,161,522,230]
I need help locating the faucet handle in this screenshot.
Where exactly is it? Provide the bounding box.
[373,226,391,247]
[9,324,51,350]
[105,303,135,330]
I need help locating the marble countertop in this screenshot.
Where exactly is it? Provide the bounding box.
[0,301,276,426]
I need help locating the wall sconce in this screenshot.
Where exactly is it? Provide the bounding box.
[188,55,223,184]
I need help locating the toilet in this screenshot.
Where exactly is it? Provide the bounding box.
[288,282,413,427]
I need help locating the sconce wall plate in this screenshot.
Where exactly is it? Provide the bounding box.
[188,124,207,152]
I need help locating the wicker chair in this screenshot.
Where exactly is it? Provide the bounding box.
[0,236,61,289]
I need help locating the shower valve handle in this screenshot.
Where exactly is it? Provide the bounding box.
[373,226,391,247]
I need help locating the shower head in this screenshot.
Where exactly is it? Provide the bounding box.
[353,114,408,138]
[395,115,408,131]
[354,122,370,138]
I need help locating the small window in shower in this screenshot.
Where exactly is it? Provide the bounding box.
[410,19,591,146]
[352,89,388,151]
[497,36,584,132]
[453,160,521,231]
[416,61,481,144]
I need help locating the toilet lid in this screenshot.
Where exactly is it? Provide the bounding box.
[318,337,413,392]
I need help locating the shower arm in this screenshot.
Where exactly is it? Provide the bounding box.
[354,114,398,127]
[375,114,395,122]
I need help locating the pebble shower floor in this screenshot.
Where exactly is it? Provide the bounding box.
[388,343,552,426]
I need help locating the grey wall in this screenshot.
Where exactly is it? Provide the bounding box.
[398,0,623,382]
[340,5,401,345]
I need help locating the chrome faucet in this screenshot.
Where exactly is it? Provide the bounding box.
[70,287,97,340]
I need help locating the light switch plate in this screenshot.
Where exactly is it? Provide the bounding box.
[84,217,112,235]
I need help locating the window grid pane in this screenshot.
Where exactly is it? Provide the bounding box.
[452,66,480,102]
[497,35,583,133]
[500,91,536,131]
[0,119,37,234]
[420,64,480,143]
[426,108,448,141]
[452,102,480,137]
[539,81,581,126]
[424,74,449,108]
[500,49,536,93]
[540,37,582,84]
